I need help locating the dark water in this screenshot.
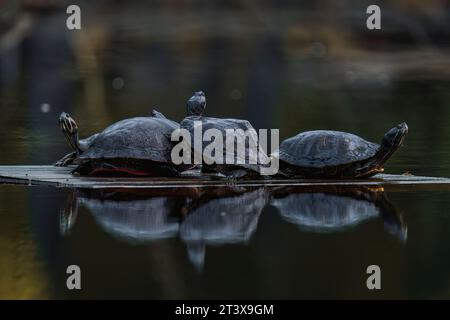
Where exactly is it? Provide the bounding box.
[1,2,450,299]
[1,184,450,299]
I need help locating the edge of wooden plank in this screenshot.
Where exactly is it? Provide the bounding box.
[1,165,450,189]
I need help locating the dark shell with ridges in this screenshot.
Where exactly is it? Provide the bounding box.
[180,116,268,171]
[277,130,380,168]
[80,117,178,162]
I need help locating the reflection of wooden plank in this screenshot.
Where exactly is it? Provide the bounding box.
[0,165,450,190]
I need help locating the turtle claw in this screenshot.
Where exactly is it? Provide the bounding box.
[54,151,77,167]
[226,176,238,185]
[54,159,71,167]
[224,169,248,182]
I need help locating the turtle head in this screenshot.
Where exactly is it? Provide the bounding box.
[381,122,408,150]
[59,112,78,135]
[186,91,206,116]
[59,112,82,154]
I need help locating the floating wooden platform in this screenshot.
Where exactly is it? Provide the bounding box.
[1,165,450,190]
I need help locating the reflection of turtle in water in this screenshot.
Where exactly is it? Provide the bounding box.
[59,186,271,270]
[274,123,408,178]
[271,186,406,240]
[55,110,191,176]
[180,91,270,179]
[60,189,186,242]
[180,188,270,270]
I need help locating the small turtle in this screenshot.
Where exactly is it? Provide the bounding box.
[56,110,191,176]
[180,91,270,179]
[274,123,408,179]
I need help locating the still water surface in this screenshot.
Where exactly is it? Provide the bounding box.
[1,183,450,299]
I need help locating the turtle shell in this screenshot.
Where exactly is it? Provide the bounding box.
[277,130,380,168]
[80,117,178,162]
[180,116,270,168]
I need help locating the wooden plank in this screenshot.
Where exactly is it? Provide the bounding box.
[0,165,450,190]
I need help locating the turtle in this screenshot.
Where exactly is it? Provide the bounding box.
[273,123,408,179]
[179,91,270,179]
[55,109,191,176]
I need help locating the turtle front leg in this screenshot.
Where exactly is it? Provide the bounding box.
[353,167,384,179]
[224,169,248,182]
[54,151,77,167]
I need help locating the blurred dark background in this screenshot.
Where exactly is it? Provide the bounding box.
[1,0,450,176]
[1,0,450,300]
